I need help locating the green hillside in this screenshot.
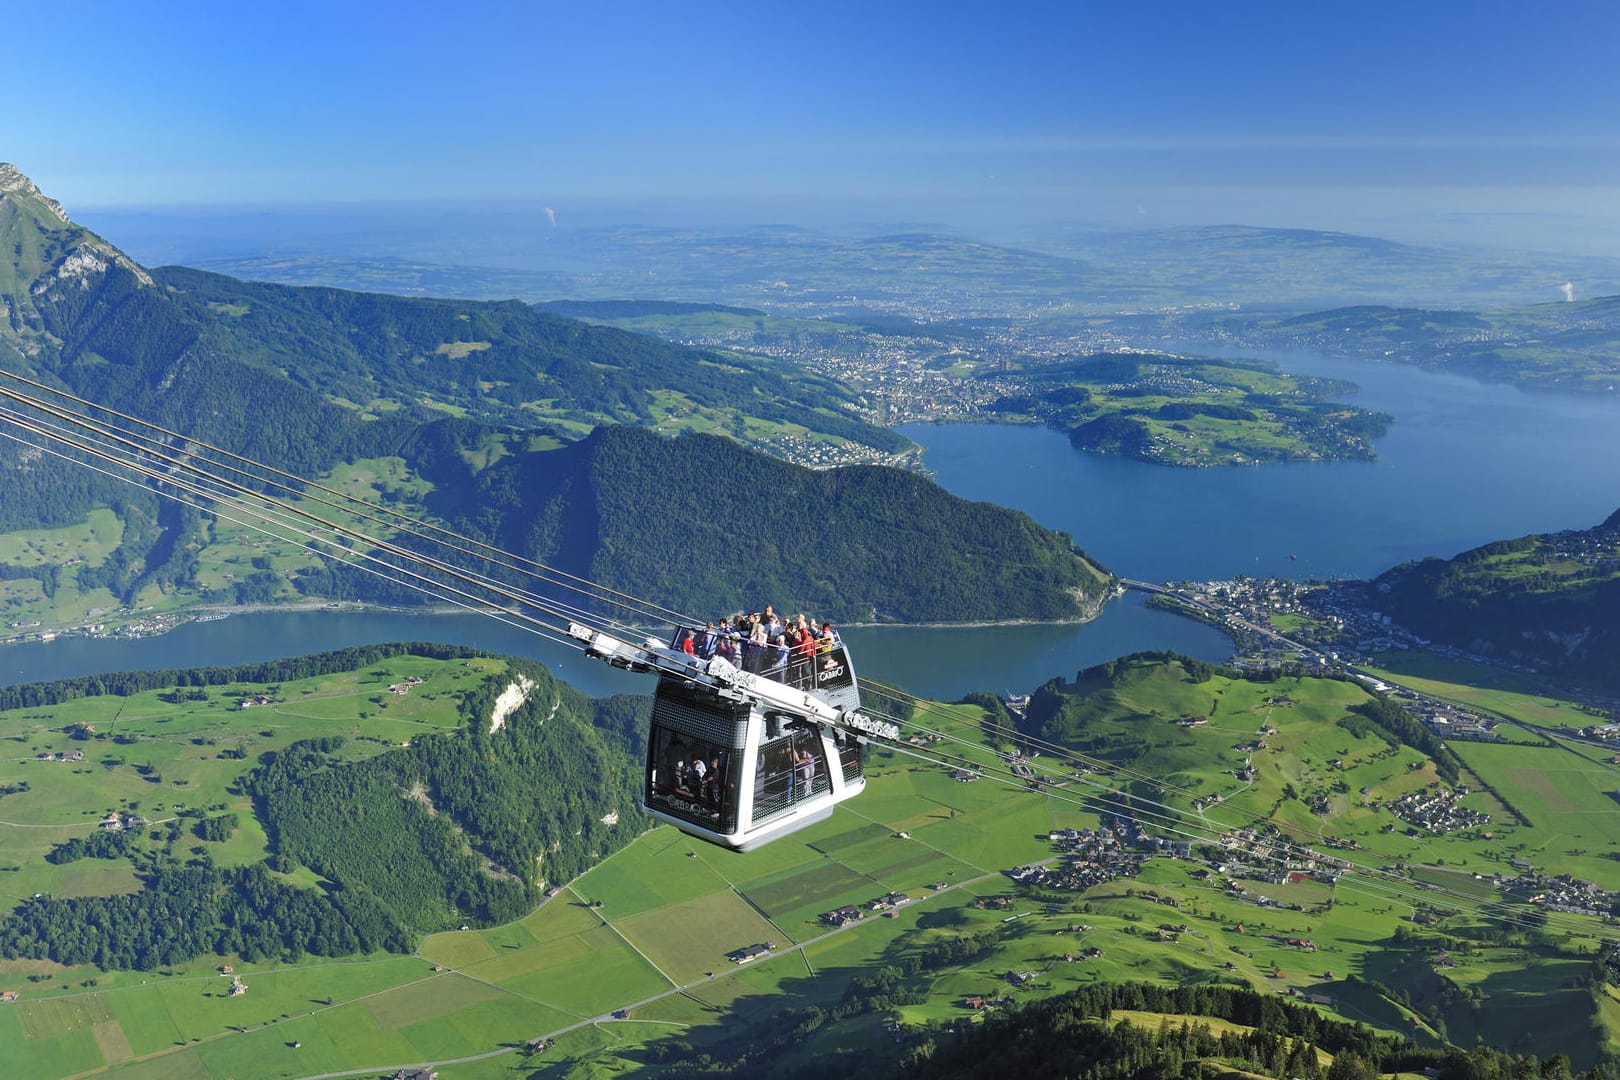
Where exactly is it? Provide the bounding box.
[981,352,1391,466]
[1,166,1111,631]
[0,644,646,968]
[415,423,1115,624]
[1366,509,1620,693]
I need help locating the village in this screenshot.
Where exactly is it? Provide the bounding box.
[1386,785,1492,834]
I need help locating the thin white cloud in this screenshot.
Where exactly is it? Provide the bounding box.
[884,133,1620,154]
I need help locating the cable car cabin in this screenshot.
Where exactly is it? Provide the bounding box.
[643,630,868,851]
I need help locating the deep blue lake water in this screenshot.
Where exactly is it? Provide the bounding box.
[900,351,1620,583]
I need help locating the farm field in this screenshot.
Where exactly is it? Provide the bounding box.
[1,653,1618,1077]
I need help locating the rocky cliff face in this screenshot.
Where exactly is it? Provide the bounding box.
[0,163,153,366]
[0,163,72,224]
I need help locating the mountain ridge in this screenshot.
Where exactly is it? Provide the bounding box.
[1367,510,1620,692]
[0,166,1107,627]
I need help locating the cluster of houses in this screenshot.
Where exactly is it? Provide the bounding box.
[387,675,426,695]
[821,892,912,928]
[1503,872,1619,918]
[35,749,84,763]
[1006,853,1143,895]
[1388,786,1491,834]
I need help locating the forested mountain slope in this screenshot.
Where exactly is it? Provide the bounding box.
[1367,508,1620,692]
[3,165,1112,627]
[412,423,1115,624]
[149,265,905,452]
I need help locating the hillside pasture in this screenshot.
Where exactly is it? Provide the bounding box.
[0,654,484,921]
[0,508,123,569]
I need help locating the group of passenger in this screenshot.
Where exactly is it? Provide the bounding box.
[661,736,729,815]
[677,605,841,684]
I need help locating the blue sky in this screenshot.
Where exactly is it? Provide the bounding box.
[12,1,1620,238]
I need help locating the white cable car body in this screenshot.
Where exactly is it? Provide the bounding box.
[569,623,890,851]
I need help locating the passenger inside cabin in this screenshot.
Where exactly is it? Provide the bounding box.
[662,738,690,797]
[706,753,725,809]
[795,746,815,798]
[649,729,729,824]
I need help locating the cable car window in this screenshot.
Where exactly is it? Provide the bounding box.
[647,724,737,834]
[751,729,829,825]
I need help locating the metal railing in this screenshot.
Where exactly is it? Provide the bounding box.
[751,764,831,824]
[838,741,864,784]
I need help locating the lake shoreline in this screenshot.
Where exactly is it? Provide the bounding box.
[10,591,1121,650]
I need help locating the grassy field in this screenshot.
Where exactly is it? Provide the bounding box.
[1,654,1618,1078]
[0,508,125,570]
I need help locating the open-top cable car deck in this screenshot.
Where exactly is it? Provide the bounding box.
[569,621,895,851]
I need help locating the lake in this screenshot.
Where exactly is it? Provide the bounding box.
[5,351,1615,700]
[900,351,1620,583]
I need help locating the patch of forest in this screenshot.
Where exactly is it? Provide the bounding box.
[893,981,1588,1080]
[0,863,410,970]
[245,659,647,930]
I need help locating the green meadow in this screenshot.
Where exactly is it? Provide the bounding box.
[1,653,1618,1077]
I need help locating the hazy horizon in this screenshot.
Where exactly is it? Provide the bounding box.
[67,190,1620,269]
[11,2,1619,259]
